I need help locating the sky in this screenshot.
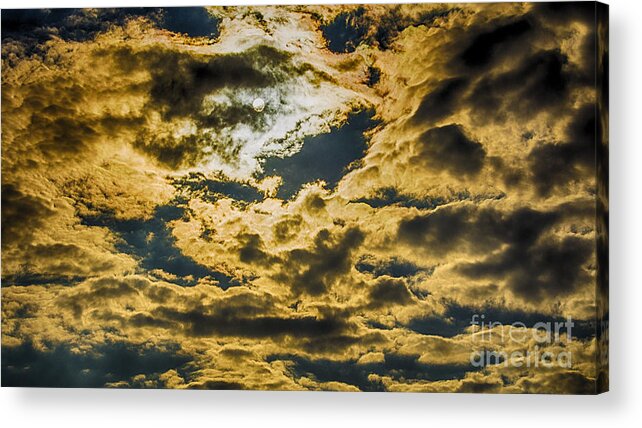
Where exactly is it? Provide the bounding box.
[1,3,608,392]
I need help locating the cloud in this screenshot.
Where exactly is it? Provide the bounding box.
[274,226,365,296]
[459,234,592,300]
[355,255,424,278]
[528,104,596,196]
[457,18,534,68]
[398,203,593,300]
[410,78,470,126]
[171,172,264,204]
[1,184,53,249]
[367,277,414,309]
[150,306,349,340]
[106,41,364,177]
[466,49,576,122]
[412,124,486,177]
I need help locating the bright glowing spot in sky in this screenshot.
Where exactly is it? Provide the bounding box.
[252,97,266,112]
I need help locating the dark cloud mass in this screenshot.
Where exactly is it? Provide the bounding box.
[275,227,365,296]
[411,77,469,125]
[467,49,573,121]
[413,124,486,176]
[151,306,349,339]
[458,18,534,68]
[367,277,414,308]
[1,3,607,393]
[528,104,597,196]
[356,255,425,278]
[1,184,53,249]
[398,204,593,299]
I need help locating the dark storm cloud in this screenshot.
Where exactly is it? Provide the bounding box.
[367,277,414,309]
[452,5,595,73]
[398,206,472,253]
[459,234,592,300]
[80,204,238,288]
[25,102,109,158]
[412,124,486,177]
[466,49,574,121]
[411,78,470,125]
[528,104,596,196]
[458,18,534,69]
[268,353,477,392]
[87,287,350,342]
[1,340,191,388]
[1,184,53,249]
[397,204,513,254]
[365,66,381,87]
[147,305,349,339]
[260,110,378,199]
[274,227,365,296]
[422,8,598,129]
[58,276,147,319]
[398,204,593,299]
[134,132,215,171]
[531,1,596,27]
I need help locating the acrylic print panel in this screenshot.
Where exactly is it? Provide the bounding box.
[1,2,608,393]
